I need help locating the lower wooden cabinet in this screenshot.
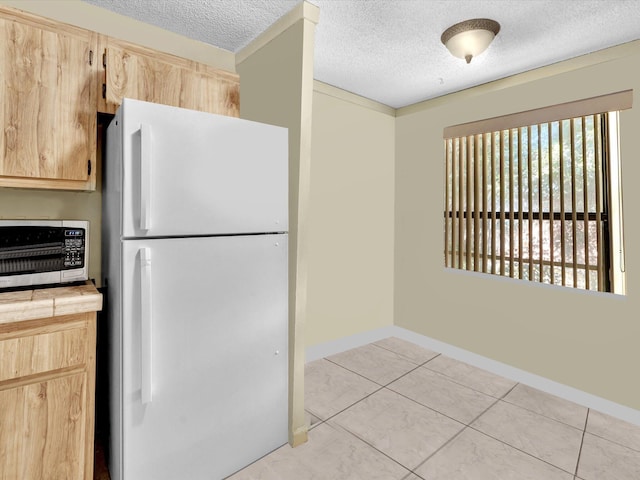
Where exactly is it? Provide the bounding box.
[0,312,97,480]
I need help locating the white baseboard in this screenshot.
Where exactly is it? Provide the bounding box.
[306,325,640,427]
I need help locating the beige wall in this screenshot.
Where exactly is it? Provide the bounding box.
[395,42,640,410]
[307,84,395,347]
[0,0,236,286]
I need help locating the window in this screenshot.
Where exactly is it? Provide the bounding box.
[443,91,631,294]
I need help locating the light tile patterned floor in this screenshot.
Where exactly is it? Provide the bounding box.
[228,337,640,480]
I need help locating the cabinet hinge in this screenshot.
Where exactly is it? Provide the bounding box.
[102,84,106,99]
[88,160,92,176]
[102,52,107,68]
[89,50,94,66]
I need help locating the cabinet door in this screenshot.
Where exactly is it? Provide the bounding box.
[0,7,97,190]
[99,37,239,117]
[0,373,88,480]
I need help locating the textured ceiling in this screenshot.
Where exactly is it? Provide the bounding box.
[82,0,640,108]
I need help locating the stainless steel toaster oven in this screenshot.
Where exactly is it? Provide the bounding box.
[0,219,89,289]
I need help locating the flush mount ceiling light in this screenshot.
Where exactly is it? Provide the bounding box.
[441,18,501,64]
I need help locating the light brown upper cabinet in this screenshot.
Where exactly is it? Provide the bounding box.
[0,7,98,191]
[99,37,240,117]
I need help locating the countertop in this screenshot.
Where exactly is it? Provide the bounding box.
[0,281,102,325]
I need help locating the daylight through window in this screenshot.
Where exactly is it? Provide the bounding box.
[443,93,630,294]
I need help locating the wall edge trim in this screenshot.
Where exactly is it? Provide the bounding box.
[236,0,320,65]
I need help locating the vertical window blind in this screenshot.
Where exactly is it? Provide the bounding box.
[443,90,632,293]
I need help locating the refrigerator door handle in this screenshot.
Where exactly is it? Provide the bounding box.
[139,124,152,231]
[139,247,153,404]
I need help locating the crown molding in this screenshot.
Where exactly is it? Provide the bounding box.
[313,80,396,116]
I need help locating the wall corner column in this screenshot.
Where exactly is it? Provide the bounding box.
[236,0,319,447]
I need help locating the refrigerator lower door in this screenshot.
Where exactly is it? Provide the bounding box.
[118,234,288,480]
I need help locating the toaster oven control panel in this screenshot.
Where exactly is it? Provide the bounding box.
[64,228,86,268]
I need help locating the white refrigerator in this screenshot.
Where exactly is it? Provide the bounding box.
[101,98,289,480]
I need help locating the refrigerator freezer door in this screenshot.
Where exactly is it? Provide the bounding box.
[115,98,288,238]
[119,234,288,480]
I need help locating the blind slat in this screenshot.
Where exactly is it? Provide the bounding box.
[444,139,451,267]
[559,121,567,286]
[537,124,543,282]
[570,118,578,288]
[527,127,534,281]
[595,114,604,291]
[548,123,555,283]
[458,137,464,269]
[491,133,497,274]
[466,136,472,269]
[500,132,506,275]
[474,135,481,272]
[582,117,590,291]
[482,133,489,273]
[518,127,524,280]
[509,129,515,277]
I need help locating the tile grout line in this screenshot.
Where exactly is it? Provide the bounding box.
[588,432,640,453]
[316,354,433,426]
[324,352,431,388]
[318,350,473,478]
[376,344,604,435]
[409,382,580,478]
[580,426,640,454]
[312,352,444,432]
[463,423,580,476]
[331,342,522,403]
[419,364,518,399]
[370,341,441,366]
[378,354,484,428]
[460,383,584,477]
[404,388,507,475]
[384,387,469,427]
[325,421,418,478]
[382,362,515,428]
[407,424,471,475]
[499,393,589,431]
[402,471,426,480]
[573,408,589,478]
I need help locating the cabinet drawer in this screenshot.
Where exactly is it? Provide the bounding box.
[0,326,87,383]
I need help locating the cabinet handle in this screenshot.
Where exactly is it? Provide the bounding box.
[139,124,152,231]
[139,247,153,404]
